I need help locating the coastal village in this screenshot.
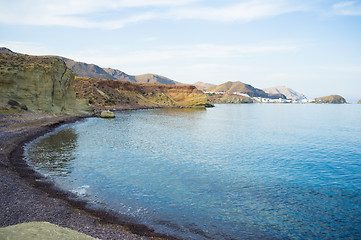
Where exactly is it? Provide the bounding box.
[203,91,336,104]
[197,81,347,104]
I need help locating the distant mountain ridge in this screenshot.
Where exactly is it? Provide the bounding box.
[59,57,181,85]
[193,81,216,91]
[206,81,286,99]
[0,47,16,54]
[59,57,112,80]
[103,67,136,82]
[263,86,306,100]
[0,47,181,86]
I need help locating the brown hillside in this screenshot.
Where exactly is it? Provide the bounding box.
[134,74,176,85]
[74,77,207,108]
[207,81,250,93]
[206,93,253,104]
[193,81,216,91]
[103,68,136,82]
[206,81,285,99]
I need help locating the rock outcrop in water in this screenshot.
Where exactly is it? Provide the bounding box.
[358,99,361,104]
[315,95,346,104]
[100,110,115,118]
[0,52,91,114]
[74,77,208,108]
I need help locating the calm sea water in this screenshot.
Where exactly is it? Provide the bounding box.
[25,104,361,239]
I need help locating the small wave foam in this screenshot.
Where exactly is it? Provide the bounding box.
[71,185,90,196]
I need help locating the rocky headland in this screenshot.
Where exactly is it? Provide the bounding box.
[358,99,361,104]
[74,77,208,109]
[315,95,347,104]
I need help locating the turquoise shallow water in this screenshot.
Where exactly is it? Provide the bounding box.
[25,104,361,239]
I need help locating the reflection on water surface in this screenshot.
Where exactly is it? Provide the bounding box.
[25,105,361,239]
[26,128,78,176]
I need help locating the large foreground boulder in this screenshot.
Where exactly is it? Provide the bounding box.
[0,222,97,240]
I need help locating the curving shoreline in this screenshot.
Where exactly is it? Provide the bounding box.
[0,112,179,240]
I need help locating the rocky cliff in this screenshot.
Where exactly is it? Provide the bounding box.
[74,77,208,108]
[358,99,361,104]
[0,53,90,114]
[315,95,346,104]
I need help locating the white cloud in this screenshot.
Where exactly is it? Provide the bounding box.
[143,37,159,42]
[0,0,306,29]
[37,0,199,14]
[69,42,302,70]
[0,0,160,29]
[0,41,51,55]
[0,0,197,29]
[170,0,305,22]
[333,1,361,15]
[315,65,361,72]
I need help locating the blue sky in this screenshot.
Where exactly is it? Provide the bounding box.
[1,0,360,101]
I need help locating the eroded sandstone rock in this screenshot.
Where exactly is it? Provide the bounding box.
[0,53,91,115]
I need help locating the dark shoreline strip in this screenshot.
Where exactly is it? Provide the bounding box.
[8,115,180,240]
